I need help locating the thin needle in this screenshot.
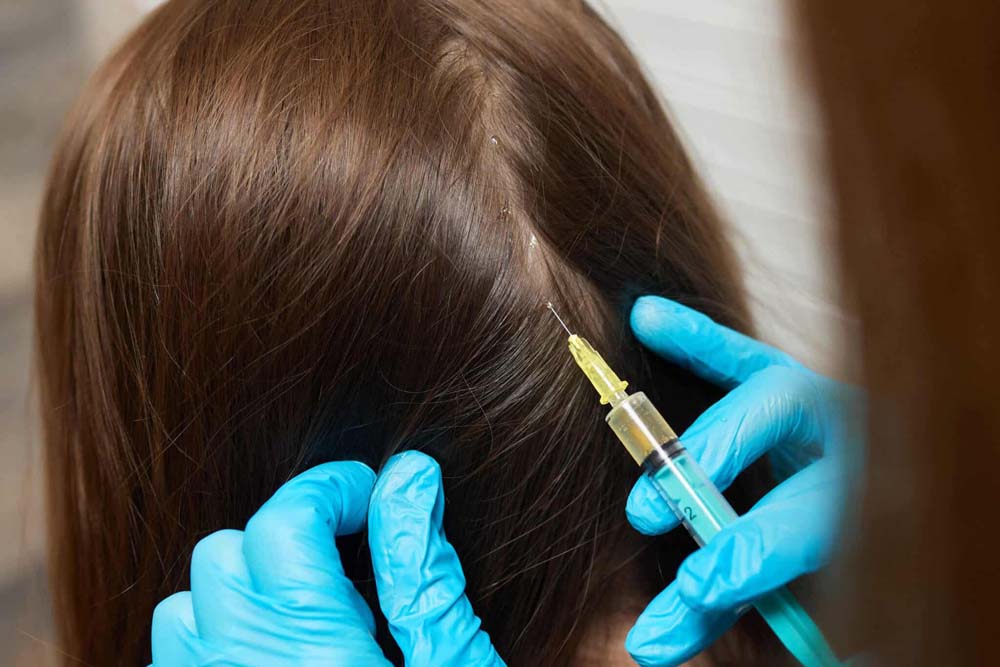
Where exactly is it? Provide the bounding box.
[546,302,572,335]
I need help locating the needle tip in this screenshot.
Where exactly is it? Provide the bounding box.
[545,301,572,335]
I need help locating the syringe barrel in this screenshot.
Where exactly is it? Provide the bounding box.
[606,392,842,667]
[604,391,734,543]
[643,445,738,546]
[605,392,679,466]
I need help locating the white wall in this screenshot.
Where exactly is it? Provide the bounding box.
[598,0,851,376]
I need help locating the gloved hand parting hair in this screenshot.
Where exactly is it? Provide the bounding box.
[150,452,505,667]
[368,452,505,667]
[624,296,858,667]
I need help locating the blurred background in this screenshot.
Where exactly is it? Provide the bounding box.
[0,0,847,664]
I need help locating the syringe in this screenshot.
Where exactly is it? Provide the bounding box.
[549,307,841,667]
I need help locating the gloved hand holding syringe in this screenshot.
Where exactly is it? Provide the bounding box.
[621,297,855,666]
[548,298,848,667]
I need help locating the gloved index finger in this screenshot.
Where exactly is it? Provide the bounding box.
[630,296,801,388]
[370,451,505,667]
[242,460,375,600]
[626,364,828,536]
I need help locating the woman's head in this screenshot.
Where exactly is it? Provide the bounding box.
[36,1,771,664]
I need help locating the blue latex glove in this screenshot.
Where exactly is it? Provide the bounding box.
[151,451,505,667]
[624,296,858,667]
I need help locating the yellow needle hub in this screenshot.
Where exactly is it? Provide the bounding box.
[567,334,629,406]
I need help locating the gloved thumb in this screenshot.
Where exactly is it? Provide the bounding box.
[369,451,506,667]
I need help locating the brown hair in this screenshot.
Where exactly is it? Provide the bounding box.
[798,0,1000,663]
[36,1,774,664]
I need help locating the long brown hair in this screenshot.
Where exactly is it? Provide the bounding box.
[36,1,774,664]
[798,0,1000,663]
